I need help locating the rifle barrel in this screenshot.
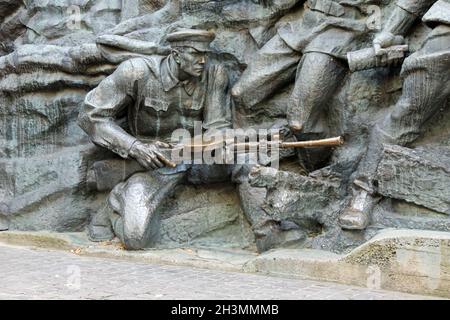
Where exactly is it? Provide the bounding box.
[280,136,344,148]
[175,136,344,152]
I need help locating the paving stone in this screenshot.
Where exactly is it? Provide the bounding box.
[0,244,439,300]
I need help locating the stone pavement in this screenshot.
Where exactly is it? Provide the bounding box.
[0,244,438,300]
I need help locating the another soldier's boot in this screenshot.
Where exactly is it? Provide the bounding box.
[339,181,380,230]
[88,205,115,242]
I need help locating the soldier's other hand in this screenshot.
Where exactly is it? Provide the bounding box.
[130,141,170,170]
[373,32,405,56]
[270,120,292,139]
[251,0,273,8]
[288,120,303,133]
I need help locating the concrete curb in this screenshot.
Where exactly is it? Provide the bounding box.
[1,229,449,298]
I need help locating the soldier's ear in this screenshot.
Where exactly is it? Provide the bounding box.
[172,49,181,64]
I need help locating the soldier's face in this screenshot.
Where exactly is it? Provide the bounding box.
[176,47,207,78]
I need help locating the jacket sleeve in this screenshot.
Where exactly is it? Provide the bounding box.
[396,0,436,16]
[77,59,147,158]
[382,0,437,36]
[202,64,233,131]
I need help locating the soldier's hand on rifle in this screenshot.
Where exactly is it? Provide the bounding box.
[373,32,405,56]
[270,119,293,138]
[373,32,406,68]
[129,141,174,170]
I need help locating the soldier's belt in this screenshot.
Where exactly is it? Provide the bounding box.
[306,0,345,17]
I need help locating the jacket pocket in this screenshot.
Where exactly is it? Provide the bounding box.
[144,97,169,112]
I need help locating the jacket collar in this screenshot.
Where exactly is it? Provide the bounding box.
[160,54,196,96]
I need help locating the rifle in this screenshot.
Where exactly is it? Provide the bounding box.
[130,135,344,168]
[232,136,344,151]
[170,136,344,156]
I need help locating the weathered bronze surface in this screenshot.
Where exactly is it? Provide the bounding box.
[1,0,449,253]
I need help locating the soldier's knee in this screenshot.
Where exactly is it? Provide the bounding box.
[107,173,152,213]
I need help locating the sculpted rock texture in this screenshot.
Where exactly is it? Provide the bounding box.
[0,1,26,56]
[0,0,449,253]
[377,145,450,215]
[0,0,124,232]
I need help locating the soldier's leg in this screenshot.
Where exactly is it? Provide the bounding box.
[340,35,450,230]
[231,34,301,109]
[288,52,347,133]
[87,159,147,241]
[108,171,186,249]
[287,52,347,171]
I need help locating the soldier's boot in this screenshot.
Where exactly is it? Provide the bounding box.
[339,181,380,230]
[88,205,115,242]
[253,220,305,253]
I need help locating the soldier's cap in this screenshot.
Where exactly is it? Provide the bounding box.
[166,29,215,52]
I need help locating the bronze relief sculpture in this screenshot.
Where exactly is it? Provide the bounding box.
[0,0,449,254]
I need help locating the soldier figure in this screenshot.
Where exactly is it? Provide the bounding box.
[78,29,303,251]
[339,0,450,229]
[232,0,381,144]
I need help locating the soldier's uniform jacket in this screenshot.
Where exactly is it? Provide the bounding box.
[277,0,381,59]
[78,55,232,159]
